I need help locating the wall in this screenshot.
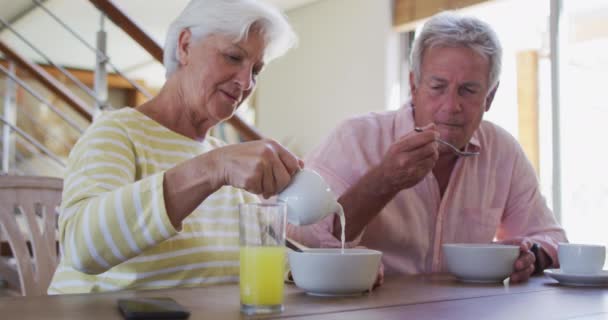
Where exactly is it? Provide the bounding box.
[256,0,396,156]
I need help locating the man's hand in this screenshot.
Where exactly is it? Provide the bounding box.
[498,238,536,283]
[333,123,439,241]
[373,261,385,290]
[374,123,439,195]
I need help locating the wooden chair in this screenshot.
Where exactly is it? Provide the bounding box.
[0,175,62,296]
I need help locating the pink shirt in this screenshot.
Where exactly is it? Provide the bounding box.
[288,105,567,275]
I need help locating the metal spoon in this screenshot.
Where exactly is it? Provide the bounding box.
[268,225,306,252]
[286,237,306,252]
[414,127,479,157]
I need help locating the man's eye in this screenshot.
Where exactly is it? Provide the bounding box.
[461,87,477,95]
[226,54,242,62]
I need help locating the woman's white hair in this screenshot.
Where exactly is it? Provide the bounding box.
[410,11,502,90]
[163,0,297,78]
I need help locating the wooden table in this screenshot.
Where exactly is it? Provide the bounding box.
[1,274,607,319]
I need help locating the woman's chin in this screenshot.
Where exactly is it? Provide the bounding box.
[211,113,235,125]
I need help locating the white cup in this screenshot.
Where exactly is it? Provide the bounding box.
[278,168,340,226]
[558,243,606,274]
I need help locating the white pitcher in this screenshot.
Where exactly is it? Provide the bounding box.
[278,168,341,226]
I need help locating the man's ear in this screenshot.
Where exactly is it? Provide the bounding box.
[409,71,417,96]
[177,28,193,67]
[485,82,499,112]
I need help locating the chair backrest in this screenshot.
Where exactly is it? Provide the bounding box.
[0,175,63,296]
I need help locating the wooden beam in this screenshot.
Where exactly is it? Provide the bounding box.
[1,59,146,90]
[0,41,93,122]
[89,0,163,62]
[126,80,149,107]
[394,0,488,31]
[227,116,263,142]
[45,66,136,89]
[517,51,540,175]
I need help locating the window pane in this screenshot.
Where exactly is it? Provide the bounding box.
[560,0,608,247]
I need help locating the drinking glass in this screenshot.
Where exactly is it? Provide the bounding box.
[239,202,287,315]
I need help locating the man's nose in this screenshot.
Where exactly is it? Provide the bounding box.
[441,88,462,113]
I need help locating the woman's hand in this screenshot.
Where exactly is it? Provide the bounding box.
[213,139,303,198]
[163,139,301,229]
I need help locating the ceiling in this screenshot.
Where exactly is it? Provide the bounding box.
[2,0,607,89]
[0,0,321,87]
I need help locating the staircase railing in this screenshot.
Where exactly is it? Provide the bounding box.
[0,117,65,168]
[30,0,153,102]
[0,63,86,133]
[0,41,93,122]
[0,15,109,112]
[0,0,265,176]
[0,46,84,175]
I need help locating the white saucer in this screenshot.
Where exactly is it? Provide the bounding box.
[545,269,608,287]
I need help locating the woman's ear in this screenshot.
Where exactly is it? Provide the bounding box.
[177,28,193,67]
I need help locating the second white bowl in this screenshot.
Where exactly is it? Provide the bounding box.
[443,243,519,283]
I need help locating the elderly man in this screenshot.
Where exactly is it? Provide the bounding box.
[288,12,566,283]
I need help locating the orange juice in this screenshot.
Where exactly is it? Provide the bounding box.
[240,246,285,306]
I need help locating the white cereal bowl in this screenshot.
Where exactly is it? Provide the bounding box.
[442,243,519,283]
[288,248,382,296]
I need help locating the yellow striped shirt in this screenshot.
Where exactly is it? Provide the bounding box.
[48,108,258,294]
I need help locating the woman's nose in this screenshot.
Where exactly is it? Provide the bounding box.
[234,68,254,91]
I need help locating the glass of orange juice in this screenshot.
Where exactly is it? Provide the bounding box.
[239,203,286,315]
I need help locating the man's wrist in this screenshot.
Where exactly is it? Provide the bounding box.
[369,164,400,198]
[531,243,552,274]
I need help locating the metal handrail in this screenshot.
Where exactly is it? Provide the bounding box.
[0,41,93,121]
[5,138,57,175]
[0,116,65,167]
[32,0,152,100]
[14,106,76,153]
[0,63,85,134]
[0,15,110,108]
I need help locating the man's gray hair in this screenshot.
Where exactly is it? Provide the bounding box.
[410,12,502,90]
[163,0,297,78]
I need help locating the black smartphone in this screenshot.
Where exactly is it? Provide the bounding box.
[117,297,190,320]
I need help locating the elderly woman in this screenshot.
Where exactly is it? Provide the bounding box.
[48,0,299,294]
